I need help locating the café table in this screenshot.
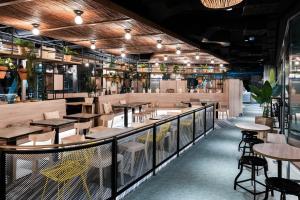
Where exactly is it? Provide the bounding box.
[253,143,300,178]
[112,102,151,127]
[64,113,101,122]
[86,126,133,140]
[30,119,76,144]
[0,126,43,145]
[235,122,271,132]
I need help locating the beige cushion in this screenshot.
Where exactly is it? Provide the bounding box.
[103,103,113,114]
[120,100,126,105]
[44,111,60,119]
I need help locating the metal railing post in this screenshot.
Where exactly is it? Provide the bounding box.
[153,124,157,176]
[111,137,118,200]
[193,111,196,144]
[213,105,215,130]
[177,116,180,156]
[204,107,207,137]
[0,151,6,200]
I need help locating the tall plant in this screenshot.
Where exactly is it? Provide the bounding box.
[250,80,281,117]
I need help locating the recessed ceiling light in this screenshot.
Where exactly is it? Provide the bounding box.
[244,39,249,42]
[156,40,163,49]
[249,36,255,41]
[74,10,83,25]
[226,8,233,11]
[124,29,132,40]
[32,23,40,35]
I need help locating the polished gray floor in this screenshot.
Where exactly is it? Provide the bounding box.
[123,104,297,200]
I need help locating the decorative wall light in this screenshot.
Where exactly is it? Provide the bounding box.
[74,10,83,25]
[200,0,243,9]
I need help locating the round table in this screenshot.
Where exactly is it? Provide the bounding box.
[235,122,270,131]
[253,143,300,178]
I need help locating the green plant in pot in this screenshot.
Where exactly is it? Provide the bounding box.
[0,58,16,79]
[14,38,34,56]
[249,80,281,118]
[173,65,179,74]
[63,46,77,62]
[160,63,166,72]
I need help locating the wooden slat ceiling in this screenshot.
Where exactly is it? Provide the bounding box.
[0,0,226,64]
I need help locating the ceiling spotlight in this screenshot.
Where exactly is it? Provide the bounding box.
[211,60,215,64]
[121,51,126,58]
[32,23,40,35]
[74,10,84,25]
[85,63,89,67]
[295,61,300,66]
[195,54,200,60]
[164,55,168,61]
[184,59,188,64]
[155,62,159,66]
[226,8,233,11]
[176,47,181,55]
[90,41,96,50]
[124,29,132,40]
[187,63,191,67]
[244,39,249,42]
[156,40,163,49]
[249,36,255,41]
[220,64,224,67]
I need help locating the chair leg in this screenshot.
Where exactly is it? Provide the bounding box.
[81,174,91,200]
[234,164,244,190]
[264,186,269,200]
[41,178,49,200]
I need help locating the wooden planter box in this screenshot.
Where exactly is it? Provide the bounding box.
[18,68,27,80]
[63,55,72,62]
[0,66,8,79]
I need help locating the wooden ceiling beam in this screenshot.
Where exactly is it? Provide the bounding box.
[69,32,165,42]
[41,17,131,32]
[0,0,33,7]
[97,42,185,50]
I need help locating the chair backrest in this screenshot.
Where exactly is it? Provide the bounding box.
[157,122,171,142]
[62,147,95,169]
[28,130,56,146]
[255,117,273,130]
[61,135,86,144]
[84,98,94,104]
[120,99,127,105]
[103,103,113,114]
[190,98,200,102]
[44,111,60,119]
[74,121,92,135]
[219,102,228,109]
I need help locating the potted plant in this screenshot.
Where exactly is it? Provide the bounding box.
[63,46,77,62]
[14,38,34,55]
[160,63,166,72]
[0,58,8,79]
[250,80,281,119]
[173,65,179,74]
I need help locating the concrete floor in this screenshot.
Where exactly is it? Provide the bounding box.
[123,104,299,200]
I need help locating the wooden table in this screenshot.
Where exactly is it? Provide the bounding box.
[66,102,84,106]
[64,113,101,122]
[86,126,132,140]
[0,126,43,145]
[253,143,300,178]
[112,102,151,127]
[30,119,76,144]
[181,101,192,107]
[235,122,270,131]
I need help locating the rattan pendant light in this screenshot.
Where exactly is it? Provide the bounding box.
[201,0,243,9]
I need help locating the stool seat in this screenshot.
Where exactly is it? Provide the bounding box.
[242,130,258,137]
[266,177,300,195]
[242,138,264,144]
[240,156,267,167]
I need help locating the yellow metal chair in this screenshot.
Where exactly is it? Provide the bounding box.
[40,147,95,200]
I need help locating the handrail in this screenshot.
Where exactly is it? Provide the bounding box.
[0,105,212,153]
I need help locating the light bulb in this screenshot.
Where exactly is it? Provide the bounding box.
[211,60,215,64]
[295,61,300,66]
[124,29,132,40]
[195,55,200,60]
[74,10,83,25]
[121,52,126,58]
[85,63,89,67]
[32,23,40,35]
[155,63,159,66]
[187,63,191,67]
[156,40,162,49]
[184,60,188,64]
[164,55,168,61]
[90,43,96,50]
[220,64,224,67]
[176,49,181,55]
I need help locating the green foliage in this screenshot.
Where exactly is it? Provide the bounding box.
[63,46,77,55]
[159,63,166,72]
[269,68,276,87]
[138,63,148,68]
[0,58,16,70]
[14,38,34,49]
[249,81,272,105]
[173,65,179,73]
[86,78,97,93]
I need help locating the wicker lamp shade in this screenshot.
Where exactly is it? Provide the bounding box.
[201,0,243,9]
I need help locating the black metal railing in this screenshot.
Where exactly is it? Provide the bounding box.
[0,104,215,200]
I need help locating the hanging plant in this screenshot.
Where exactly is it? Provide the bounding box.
[14,38,34,56]
[159,63,166,72]
[63,46,77,62]
[173,65,179,74]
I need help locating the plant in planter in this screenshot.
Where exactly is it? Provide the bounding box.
[159,63,166,72]
[250,80,281,118]
[14,38,34,55]
[173,65,179,74]
[86,78,97,96]
[0,58,16,79]
[63,46,77,62]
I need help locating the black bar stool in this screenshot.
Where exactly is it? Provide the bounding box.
[234,156,269,200]
[238,130,258,151]
[264,177,300,200]
[241,138,264,157]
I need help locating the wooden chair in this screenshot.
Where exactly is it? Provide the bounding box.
[61,121,92,143]
[82,98,95,114]
[216,102,229,119]
[13,131,56,180]
[43,111,60,119]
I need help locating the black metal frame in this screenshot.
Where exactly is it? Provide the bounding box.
[0,104,215,200]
